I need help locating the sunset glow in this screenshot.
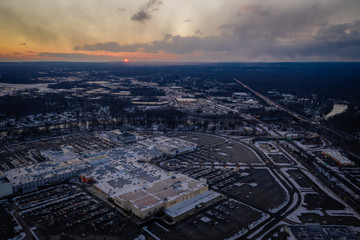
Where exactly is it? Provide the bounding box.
[0,0,359,62]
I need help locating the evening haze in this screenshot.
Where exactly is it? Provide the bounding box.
[1,0,360,62]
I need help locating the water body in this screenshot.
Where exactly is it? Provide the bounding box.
[325,104,348,120]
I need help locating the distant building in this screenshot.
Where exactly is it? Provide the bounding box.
[139,136,197,156]
[322,150,355,166]
[103,130,136,144]
[176,98,197,104]
[118,132,136,144]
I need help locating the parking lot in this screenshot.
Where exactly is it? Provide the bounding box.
[213,142,262,164]
[0,199,21,239]
[13,184,142,239]
[285,168,360,226]
[148,198,264,240]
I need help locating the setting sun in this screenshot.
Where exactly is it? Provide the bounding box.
[124,58,129,62]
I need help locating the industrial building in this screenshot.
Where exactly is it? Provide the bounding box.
[139,136,197,156]
[322,150,355,166]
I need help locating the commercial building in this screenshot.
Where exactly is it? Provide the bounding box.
[165,190,224,222]
[4,159,91,193]
[113,174,208,219]
[87,143,216,220]
[140,136,197,156]
[322,150,355,166]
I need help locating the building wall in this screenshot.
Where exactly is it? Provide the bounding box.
[11,167,88,193]
[0,181,13,197]
[164,185,208,208]
[131,202,163,219]
[113,185,209,219]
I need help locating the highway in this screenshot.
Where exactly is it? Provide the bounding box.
[233,78,358,143]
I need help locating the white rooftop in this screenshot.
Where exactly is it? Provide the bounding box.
[165,191,222,218]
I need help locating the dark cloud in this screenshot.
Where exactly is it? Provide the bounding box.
[18,43,26,45]
[13,52,21,54]
[117,8,126,14]
[75,1,360,61]
[131,0,162,23]
[38,52,121,61]
[131,10,151,22]
[195,30,203,35]
[184,19,191,23]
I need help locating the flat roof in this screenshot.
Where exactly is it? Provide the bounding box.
[5,159,90,186]
[139,136,197,154]
[114,173,206,210]
[165,191,221,218]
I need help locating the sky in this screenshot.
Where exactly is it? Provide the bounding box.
[0,0,360,62]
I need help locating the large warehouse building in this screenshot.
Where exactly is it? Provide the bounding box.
[113,174,209,219]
